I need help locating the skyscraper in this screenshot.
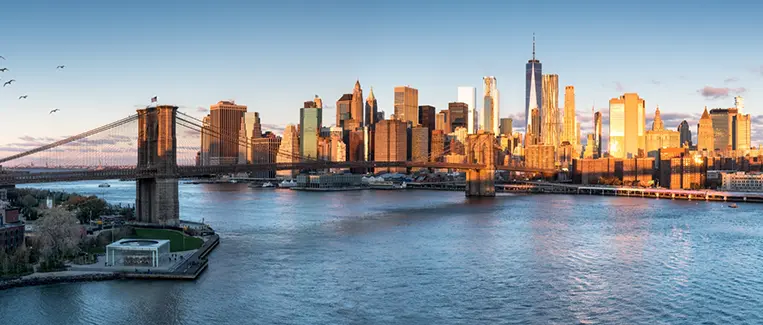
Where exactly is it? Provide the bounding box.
[562,86,577,148]
[482,76,499,134]
[365,87,378,127]
[541,74,559,147]
[374,118,407,173]
[525,35,542,138]
[200,115,212,166]
[336,94,353,128]
[527,108,541,146]
[411,126,429,162]
[418,105,436,133]
[645,106,680,158]
[734,113,751,154]
[457,86,477,134]
[351,80,364,127]
[593,111,602,158]
[678,120,692,147]
[436,110,450,133]
[394,86,419,126]
[209,100,247,165]
[697,107,714,153]
[499,118,513,136]
[276,124,299,177]
[300,101,322,160]
[710,108,735,152]
[608,93,645,159]
[448,102,468,131]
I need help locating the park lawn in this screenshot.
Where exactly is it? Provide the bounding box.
[134,228,203,252]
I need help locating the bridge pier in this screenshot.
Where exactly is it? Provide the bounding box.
[136,105,180,226]
[465,132,496,197]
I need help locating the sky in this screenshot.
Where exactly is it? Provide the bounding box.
[0,0,762,159]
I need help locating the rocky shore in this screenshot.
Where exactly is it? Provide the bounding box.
[0,271,120,291]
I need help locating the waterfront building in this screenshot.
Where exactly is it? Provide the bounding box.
[562,86,577,149]
[448,102,468,131]
[483,76,499,134]
[658,154,706,190]
[697,107,714,153]
[457,86,477,133]
[609,93,646,159]
[365,87,379,127]
[300,100,322,160]
[295,174,363,189]
[499,118,513,136]
[436,110,450,133]
[418,105,436,132]
[594,111,603,158]
[722,172,763,192]
[645,106,680,159]
[336,94,353,128]
[251,133,281,178]
[209,100,247,165]
[0,207,23,250]
[541,74,560,147]
[430,129,445,162]
[525,36,542,139]
[106,239,171,268]
[571,157,654,185]
[374,118,407,173]
[678,120,692,148]
[525,144,555,170]
[394,86,419,126]
[411,126,429,162]
[351,80,364,127]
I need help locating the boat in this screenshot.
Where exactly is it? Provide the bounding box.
[98,183,111,188]
[369,181,407,190]
[278,180,297,188]
[729,203,738,208]
[262,182,275,188]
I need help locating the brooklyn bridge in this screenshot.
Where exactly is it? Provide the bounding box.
[0,105,555,225]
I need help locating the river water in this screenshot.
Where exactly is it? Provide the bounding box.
[1,180,762,324]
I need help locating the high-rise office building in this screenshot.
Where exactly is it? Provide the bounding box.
[541,74,559,147]
[734,113,751,154]
[411,126,429,162]
[300,101,322,160]
[251,132,281,178]
[527,108,541,146]
[351,80,364,127]
[394,86,419,126]
[608,93,645,159]
[374,118,408,173]
[336,94,353,128]
[710,108,736,152]
[499,118,513,136]
[482,77,499,134]
[418,105,436,132]
[697,107,714,153]
[244,112,261,164]
[562,86,577,149]
[457,86,477,133]
[735,96,744,110]
[430,129,445,162]
[365,87,379,127]
[593,111,602,158]
[678,120,692,147]
[645,106,680,158]
[200,115,212,166]
[436,110,450,133]
[209,100,247,165]
[276,124,299,177]
[525,35,542,138]
[448,102,468,131]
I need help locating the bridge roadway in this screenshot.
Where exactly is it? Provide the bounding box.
[0,161,556,185]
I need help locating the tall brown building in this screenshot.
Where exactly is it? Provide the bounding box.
[351,80,364,127]
[697,107,714,153]
[374,119,408,173]
[448,102,468,131]
[394,86,419,126]
[336,94,353,128]
[200,115,212,166]
[209,100,247,165]
[436,110,450,133]
[418,105,436,131]
[527,108,541,146]
[411,126,429,162]
[365,88,379,127]
[251,132,281,178]
[430,129,445,162]
[277,124,300,177]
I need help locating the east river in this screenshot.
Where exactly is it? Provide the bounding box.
[1,180,762,324]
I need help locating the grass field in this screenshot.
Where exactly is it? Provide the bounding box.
[134,228,203,252]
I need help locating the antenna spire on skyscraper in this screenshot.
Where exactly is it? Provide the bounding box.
[532,33,536,60]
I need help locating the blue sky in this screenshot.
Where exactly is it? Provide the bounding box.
[0,0,762,155]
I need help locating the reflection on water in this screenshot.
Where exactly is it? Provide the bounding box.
[2,180,762,324]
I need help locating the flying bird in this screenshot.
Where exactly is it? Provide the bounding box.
[3,79,15,87]
[19,95,27,99]
[0,68,7,72]
[56,65,65,69]
[49,109,60,114]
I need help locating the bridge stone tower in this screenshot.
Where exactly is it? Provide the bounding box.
[465,132,496,197]
[136,105,180,225]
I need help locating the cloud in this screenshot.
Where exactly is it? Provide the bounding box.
[195,106,207,113]
[0,147,27,153]
[724,77,739,84]
[262,123,286,134]
[697,86,746,99]
[651,80,660,85]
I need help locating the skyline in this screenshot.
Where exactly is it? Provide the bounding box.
[1,0,762,153]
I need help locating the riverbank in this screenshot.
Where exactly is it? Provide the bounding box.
[0,234,219,291]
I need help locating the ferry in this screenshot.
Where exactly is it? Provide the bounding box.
[98,183,111,188]
[369,181,407,190]
[278,180,297,188]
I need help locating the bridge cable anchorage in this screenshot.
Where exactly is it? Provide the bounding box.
[0,114,140,165]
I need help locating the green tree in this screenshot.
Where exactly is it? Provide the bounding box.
[21,194,38,208]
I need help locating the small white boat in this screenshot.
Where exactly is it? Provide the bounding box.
[729,203,738,208]
[98,183,111,188]
[262,182,275,188]
[230,180,239,184]
[278,180,297,188]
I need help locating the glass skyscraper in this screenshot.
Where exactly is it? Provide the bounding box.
[525,36,542,137]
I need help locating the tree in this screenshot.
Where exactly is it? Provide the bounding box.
[21,194,38,208]
[37,207,82,265]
